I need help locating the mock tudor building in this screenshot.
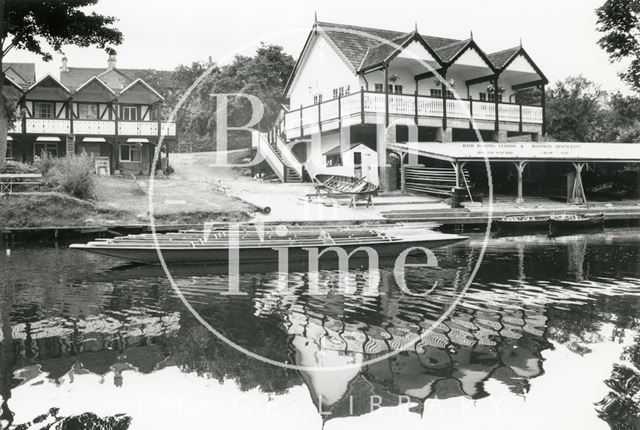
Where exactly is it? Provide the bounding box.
[263,19,548,189]
[5,53,176,175]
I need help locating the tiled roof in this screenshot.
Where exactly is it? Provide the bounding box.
[3,63,36,86]
[435,39,472,63]
[359,33,413,70]
[60,67,174,94]
[487,47,520,69]
[317,21,461,71]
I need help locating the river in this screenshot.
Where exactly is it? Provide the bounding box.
[1,230,639,430]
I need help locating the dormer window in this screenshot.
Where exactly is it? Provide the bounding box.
[121,105,138,121]
[33,102,54,119]
[78,103,98,120]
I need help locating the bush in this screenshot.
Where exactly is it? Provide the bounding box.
[49,152,96,200]
[0,160,39,174]
[34,150,56,175]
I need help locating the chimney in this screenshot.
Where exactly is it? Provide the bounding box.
[61,57,68,72]
[108,50,117,69]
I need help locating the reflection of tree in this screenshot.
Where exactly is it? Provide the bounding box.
[0,282,16,429]
[597,333,640,430]
[13,409,131,430]
[167,308,302,394]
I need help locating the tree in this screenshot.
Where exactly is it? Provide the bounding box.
[546,76,613,142]
[596,0,640,92]
[0,0,123,167]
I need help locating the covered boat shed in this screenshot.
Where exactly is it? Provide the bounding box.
[388,141,640,203]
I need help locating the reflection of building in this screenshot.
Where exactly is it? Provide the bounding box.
[4,52,176,175]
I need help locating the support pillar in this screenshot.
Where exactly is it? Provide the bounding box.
[436,127,452,143]
[514,161,528,204]
[376,122,390,192]
[492,130,508,142]
[400,153,406,193]
[451,161,461,188]
[571,162,586,204]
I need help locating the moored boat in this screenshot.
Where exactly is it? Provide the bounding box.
[495,215,549,235]
[548,213,605,236]
[70,223,467,265]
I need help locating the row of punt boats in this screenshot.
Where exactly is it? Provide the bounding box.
[70,222,467,265]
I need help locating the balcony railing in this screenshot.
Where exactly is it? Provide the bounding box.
[16,118,177,137]
[282,90,544,141]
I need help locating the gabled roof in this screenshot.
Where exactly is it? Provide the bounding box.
[487,47,521,69]
[317,21,460,71]
[74,75,117,96]
[27,74,71,94]
[3,62,36,86]
[120,78,165,101]
[60,66,174,95]
[435,40,472,63]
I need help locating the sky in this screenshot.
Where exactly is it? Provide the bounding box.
[5,0,630,93]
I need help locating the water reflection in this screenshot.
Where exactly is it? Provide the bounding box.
[1,231,640,428]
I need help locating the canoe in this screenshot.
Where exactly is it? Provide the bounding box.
[314,174,379,195]
[70,223,468,265]
[495,215,549,235]
[548,213,605,236]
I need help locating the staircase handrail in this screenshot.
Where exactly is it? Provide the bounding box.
[256,131,285,181]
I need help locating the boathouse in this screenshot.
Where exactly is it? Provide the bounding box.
[4,53,176,175]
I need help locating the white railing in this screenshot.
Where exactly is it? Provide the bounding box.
[499,104,521,123]
[118,121,177,136]
[522,106,543,124]
[281,91,544,139]
[417,97,443,117]
[446,99,472,120]
[25,118,71,134]
[472,101,496,122]
[257,132,284,181]
[74,120,116,135]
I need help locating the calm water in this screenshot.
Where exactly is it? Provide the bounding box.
[1,230,640,430]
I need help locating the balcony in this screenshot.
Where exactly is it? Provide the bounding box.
[282,90,544,141]
[17,118,177,137]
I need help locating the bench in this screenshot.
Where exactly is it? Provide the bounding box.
[0,173,43,194]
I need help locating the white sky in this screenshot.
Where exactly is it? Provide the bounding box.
[5,0,629,93]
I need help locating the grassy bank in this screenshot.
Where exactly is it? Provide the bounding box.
[0,193,251,229]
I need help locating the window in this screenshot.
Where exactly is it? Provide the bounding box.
[34,102,54,119]
[345,85,350,95]
[326,153,342,167]
[5,141,12,160]
[78,103,98,120]
[313,94,323,105]
[34,142,58,158]
[374,83,384,93]
[353,152,362,165]
[488,93,503,103]
[120,144,142,162]
[121,106,138,121]
[479,93,487,101]
[332,88,339,98]
[430,88,453,98]
[331,86,351,99]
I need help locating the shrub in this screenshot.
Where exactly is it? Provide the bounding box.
[49,152,96,200]
[34,150,56,175]
[0,160,39,174]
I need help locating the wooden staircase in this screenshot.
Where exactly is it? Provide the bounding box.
[266,136,302,183]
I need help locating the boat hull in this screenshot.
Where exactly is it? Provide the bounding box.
[495,219,549,235]
[71,237,467,265]
[548,214,605,236]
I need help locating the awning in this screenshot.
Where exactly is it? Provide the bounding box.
[82,137,107,143]
[388,141,640,163]
[127,138,149,143]
[35,136,61,142]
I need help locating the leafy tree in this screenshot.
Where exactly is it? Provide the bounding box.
[175,43,295,152]
[0,0,123,166]
[546,75,613,142]
[596,0,640,92]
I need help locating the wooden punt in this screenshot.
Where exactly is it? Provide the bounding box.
[494,215,549,235]
[70,223,467,265]
[548,213,605,236]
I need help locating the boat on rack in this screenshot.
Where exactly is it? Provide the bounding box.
[494,215,549,235]
[312,174,379,207]
[70,222,467,265]
[548,213,605,236]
